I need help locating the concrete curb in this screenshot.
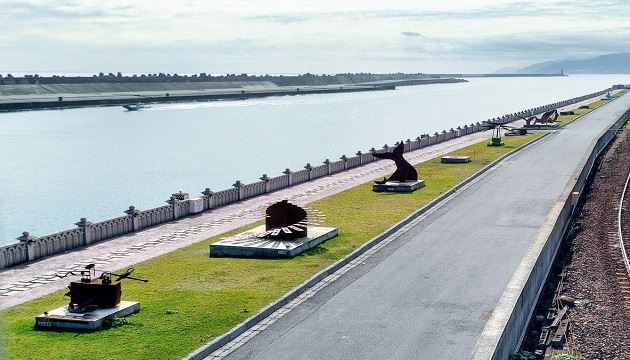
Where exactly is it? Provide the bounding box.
[185,131,551,360]
[469,94,630,360]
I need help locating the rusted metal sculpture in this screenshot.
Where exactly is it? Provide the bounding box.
[56,264,147,313]
[520,109,559,125]
[518,114,538,126]
[372,141,418,184]
[256,200,325,240]
[538,109,559,124]
[262,200,308,239]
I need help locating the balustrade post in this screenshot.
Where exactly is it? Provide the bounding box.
[304,163,313,180]
[283,169,293,187]
[168,191,189,219]
[202,188,214,210]
[17,231,37,262]
[340,155,348,170]
[75,217,93,245]
[259,174,271,193]
[323,159,331,175]
[124,206,141,232]
[232,181,243,201]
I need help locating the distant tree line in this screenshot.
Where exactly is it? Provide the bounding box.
[0,72,441,86]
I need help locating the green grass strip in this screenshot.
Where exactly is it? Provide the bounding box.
[556,93,624,125]
[1,132,546,360]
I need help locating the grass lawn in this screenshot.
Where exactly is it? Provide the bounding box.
[556,92,624,125]
[0,132,547,360]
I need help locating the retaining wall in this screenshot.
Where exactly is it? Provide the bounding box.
[0,87,615,269]
[470,98,630,360]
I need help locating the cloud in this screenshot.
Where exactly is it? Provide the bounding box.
[0,0,134,20]
[245,14,314,24]
[1,0,630,73]
[401,31,423,37]
[243,0,630,24]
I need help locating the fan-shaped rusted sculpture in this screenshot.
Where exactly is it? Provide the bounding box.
[260,200,309,239]
[372,141,418,184]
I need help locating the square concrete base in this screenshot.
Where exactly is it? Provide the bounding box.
[441,156,471,164]
[372,180,425,192]
[35,301,140,331]
[210,225,338,258]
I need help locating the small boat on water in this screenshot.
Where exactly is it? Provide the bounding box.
[122,104,150,111]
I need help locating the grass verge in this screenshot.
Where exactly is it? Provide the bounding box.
[0,132,545,360]
[556,91,626,125]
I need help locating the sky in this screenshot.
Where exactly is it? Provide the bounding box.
[1,0,629,74]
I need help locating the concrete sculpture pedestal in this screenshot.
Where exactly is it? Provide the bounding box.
[35,301,140,331]
[372,180,425,193]
[441,156,471,164]
[211,225,338,258]
[524,123,559,130]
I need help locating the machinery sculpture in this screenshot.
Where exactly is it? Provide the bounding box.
[56,264,147,313]
[481,122,527,146]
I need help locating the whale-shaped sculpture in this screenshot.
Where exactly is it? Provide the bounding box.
[372,141,418,184]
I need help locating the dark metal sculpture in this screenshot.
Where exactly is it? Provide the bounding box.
[482,121,526,135]
[481,121,526,146]
[372,141,418,184]
[538,109,559,124]
[252,200,322,240]
[518,114,538,126]
[519,109,558,125]
[56,264,147,313]
[263,200,308,239]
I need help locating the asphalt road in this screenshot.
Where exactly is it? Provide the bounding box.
[221,93,630,360]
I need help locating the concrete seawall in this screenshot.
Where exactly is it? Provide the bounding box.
[470,95,630,359]
[0,87,618,270]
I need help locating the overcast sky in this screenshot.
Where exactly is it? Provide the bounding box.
[1,0,629,74]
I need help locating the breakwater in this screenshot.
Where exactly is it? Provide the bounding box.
[0,78,469,113]
[0,86,618,270]
[0,83,399,112]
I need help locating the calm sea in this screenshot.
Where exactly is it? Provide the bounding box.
[1,74,630,246]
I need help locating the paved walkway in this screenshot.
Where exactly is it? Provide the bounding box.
[202,95,630,359]
[0,128,493,310]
